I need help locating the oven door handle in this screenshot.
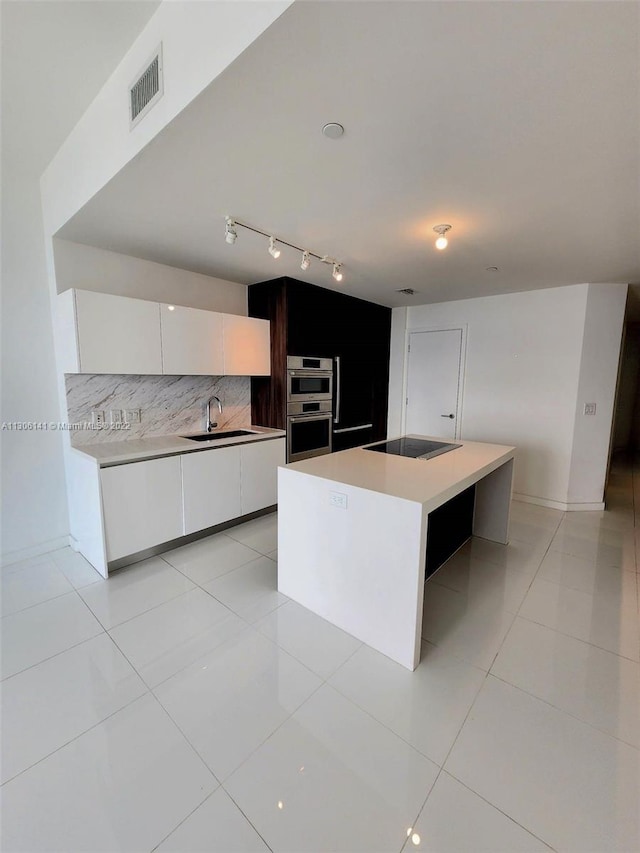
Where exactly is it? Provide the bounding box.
[334,356,341,425]
[288,414,332,424]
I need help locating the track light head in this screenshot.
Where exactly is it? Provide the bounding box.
[224,217,237,245]
[433,224,452,250]
[223,218,341,282]
[268,236,281,259]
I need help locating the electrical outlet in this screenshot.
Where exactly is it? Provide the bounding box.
[583,402,597,416]
[110,409,123,426]
[329,491,348,509]
[123,409,141,424]
[91,410,105,428]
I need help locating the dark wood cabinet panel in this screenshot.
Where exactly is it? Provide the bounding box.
[249,277,391,446]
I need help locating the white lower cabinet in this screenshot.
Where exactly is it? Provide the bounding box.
[182,446,242,535]
[101,457,184,561]
[240,438,285,515]
[93,437,285,569]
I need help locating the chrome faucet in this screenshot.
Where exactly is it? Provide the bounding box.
[205,396,223,432]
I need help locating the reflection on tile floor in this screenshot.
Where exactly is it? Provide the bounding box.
[1,467,639,851]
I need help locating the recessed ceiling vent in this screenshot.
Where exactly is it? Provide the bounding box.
[129,45,163,129]
[397,288,418,295]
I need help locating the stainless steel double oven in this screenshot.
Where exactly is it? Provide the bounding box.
[286,356,333,462]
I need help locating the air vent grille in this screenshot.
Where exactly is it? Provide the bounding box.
[130,46,163,128]
[397,288,418,295]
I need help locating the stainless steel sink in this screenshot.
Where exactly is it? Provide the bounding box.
[182,430,258,442]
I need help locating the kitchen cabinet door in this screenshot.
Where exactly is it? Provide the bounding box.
[223,315,271,376]
[101,457,184,561]
[161,304,224,375]
[182,446,242,534]
[75,290,163,374]
[240,438,285,515]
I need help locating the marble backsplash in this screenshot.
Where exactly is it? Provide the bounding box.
[65,374,251,445]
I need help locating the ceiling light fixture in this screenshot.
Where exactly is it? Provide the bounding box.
[224,217,238,244]
[433,223,452,250]
[268,236,281,259]
[223,217,344,283]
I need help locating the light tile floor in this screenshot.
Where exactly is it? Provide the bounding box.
[1,461,639,852]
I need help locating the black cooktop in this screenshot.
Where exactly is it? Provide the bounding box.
[365,437,462,460]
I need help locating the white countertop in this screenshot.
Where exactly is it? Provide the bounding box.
[71,426,285,467]
[284,436,515,511]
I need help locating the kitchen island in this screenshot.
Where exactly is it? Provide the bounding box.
[278,436,515,670]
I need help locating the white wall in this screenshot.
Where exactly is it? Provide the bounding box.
[567,283,628,503]
[53,240,247,314]
[388,284,601,509]
[1,170,70,562]
[41,0,292,238]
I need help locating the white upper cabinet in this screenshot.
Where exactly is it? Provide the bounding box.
[223,314,271,376]
[58,289,270,376]
[58,289,163,374]
[75,289,162,374]
[160,304,224,375]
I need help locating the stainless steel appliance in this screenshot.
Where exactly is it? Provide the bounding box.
[287,401,333,463]
[331,355,376,451]
[286,357,333,462]
[287,355,333,403]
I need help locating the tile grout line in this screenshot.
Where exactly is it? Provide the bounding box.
[488,670,639,752]
[0,584,77,620]
[410,477,636,851]
[0,594,106,683]
[0,686,150,789]
[213,636,367,824]
[514,610,640,663]
[399,512,570,850]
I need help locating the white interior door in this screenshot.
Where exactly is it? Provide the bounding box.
[405,329,463,439]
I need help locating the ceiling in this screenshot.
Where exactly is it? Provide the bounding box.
[56,1,639,308]
[1,0,160,175]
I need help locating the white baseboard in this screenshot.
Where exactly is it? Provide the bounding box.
[563,501,606,512]
[1,535,71,567]
[512,493,605,512]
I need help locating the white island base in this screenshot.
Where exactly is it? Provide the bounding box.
[278,437,515,671]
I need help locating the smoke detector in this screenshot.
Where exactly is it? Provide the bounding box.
[322,122,345,139]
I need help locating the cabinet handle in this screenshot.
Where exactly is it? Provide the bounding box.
[441,414,455,419]
[334,356,341,424]
[334,424,373,434]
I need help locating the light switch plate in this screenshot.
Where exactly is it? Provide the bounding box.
[110,409,123,426]
[583,402,597,416]
[123,409,141,424]
[329,491,348,509]
[91,410,105,428]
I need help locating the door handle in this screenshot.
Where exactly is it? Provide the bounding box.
[441,414,455,419]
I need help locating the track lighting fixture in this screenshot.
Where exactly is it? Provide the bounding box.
[268,236,281,259]
[224,217,237,244]
[433,224,452,250]
[223,217,343,282]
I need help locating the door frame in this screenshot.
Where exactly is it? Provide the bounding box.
[401,324,468,440]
